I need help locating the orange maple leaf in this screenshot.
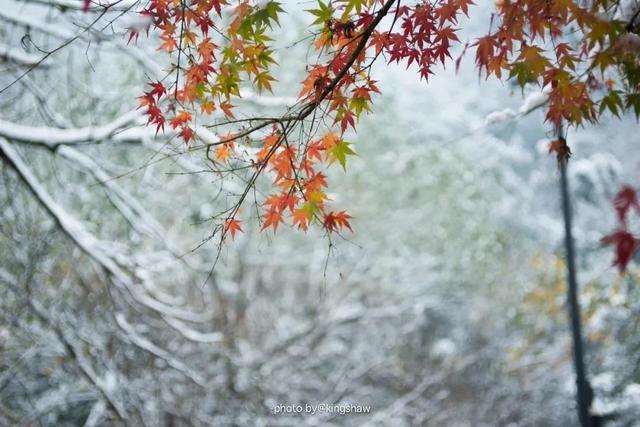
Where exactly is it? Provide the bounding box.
[292,208,310,232]
[224,218,243,240]
[261,208,283,232]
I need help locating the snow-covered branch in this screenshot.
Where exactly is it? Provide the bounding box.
[115,312,207,387]
[57,145,167,241]
[484,87,551,126]
[0,138,214,323]
[0,111,148,148]
[17,0,139,11]
[0,8,165,78]
[0,43,46,67]
[0,137,132,283]
[0,268,128,421]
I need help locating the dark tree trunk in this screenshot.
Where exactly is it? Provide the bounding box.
[558,130,594,427]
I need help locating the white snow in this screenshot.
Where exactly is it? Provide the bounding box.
[163,316,224,343]
[124,14,153,32]
[484,87,550,125]
[485,108,517,125]
[239,88,297,107]
[0,43,44,66]
[592,371,616,392]
[614,0,640,22]
[431,338,457,357]
[0,138,215,324]
[58,145,168,242]
[0,137,131,285]
[0,9,74,39]
[624,383,640,404]
[253,0,270,10]
[0,110,146,147]
[115,312,206,386]
[518,88,551,114]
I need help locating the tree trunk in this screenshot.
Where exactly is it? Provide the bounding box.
[558,129,593,427]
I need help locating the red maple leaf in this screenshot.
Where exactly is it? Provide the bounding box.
[323,211,353,233]
[613,185,639,222]
[602,229,638,272]
[179,126,195,144]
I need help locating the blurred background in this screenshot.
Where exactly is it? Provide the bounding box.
[2,0,640,425]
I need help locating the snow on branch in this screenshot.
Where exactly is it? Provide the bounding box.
[115,312,206,386]
[57,145,167,242]
[0,110,148,148]
[238,88,297,108]
[162,316,224,344]
[19,388,98,425]
[0,114,260,195]
[0,9,73,39]
[0,268,128,421]
[615,0,640,25]
[0,137,132,284]
[83,400,108,427]
[0,138,214,323]
[0,111,284,151]
[18,0,138,11]
[0,8,165,78]
[0,43,46,67]
[0,9,299,105]
[366,371,447,423]
[484,87,551,126]
[18,75,70,127]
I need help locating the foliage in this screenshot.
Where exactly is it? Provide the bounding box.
[602,185,640,271]
[132,0,640,248]
[2,0,640,424]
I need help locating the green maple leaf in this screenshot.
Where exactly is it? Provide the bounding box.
[342,0,365,16]
[327,141,356,171]
[599,90,623,117]
[625,93,640,119]
[253,1,284,29]
[308,0,333,26]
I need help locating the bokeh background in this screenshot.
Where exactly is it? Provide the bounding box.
[2,0,640,425]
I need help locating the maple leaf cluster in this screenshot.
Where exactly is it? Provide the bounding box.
[475,0,640,126]
[602,185,640,272]
[131,0,476,242]
[136,0,282,146]
[131,0,640,245]
[474,1,640,273]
